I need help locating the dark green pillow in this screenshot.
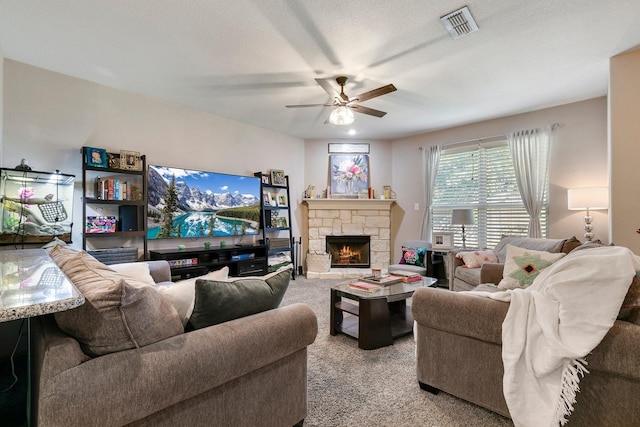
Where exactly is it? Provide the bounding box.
[188,268,291,330]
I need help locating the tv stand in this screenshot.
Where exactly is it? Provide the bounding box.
[148,244,267,280]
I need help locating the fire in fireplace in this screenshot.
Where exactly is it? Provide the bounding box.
[326,236,371,268]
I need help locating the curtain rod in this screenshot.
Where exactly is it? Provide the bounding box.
[419,122,561,150]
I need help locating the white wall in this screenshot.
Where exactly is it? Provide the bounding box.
[610,48,640,253]
[389,98,609,261]
[2,60,306,249]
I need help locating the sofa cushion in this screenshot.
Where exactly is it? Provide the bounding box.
[399,245,426,268]
[454,265,482,286]
[189,268,291,330]
[156,266,229,326]
[50,247,183,356]
[456,250,498,268]
[494,236,574,263]
[497,244,565,290]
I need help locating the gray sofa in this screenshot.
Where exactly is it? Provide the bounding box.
[32,260,318,427]
[448,236,581,291]
[412,271,640,425]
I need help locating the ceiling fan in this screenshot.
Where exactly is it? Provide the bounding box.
[286,76,397,124]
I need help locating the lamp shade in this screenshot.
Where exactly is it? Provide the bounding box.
[451,209,474,225]
[329,106,354,125]
[567,187,609,210]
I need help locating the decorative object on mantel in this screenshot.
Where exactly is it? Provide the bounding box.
[567,187,609,241]
[329,154,369,198]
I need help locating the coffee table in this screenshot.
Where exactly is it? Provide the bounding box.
[330,276,437,350]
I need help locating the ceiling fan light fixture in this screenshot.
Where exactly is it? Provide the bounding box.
[329,106,355,125]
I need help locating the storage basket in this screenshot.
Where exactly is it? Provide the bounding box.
[88,247,138,265]
[306,252,331,273]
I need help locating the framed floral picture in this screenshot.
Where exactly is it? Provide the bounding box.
[329,154,369,197]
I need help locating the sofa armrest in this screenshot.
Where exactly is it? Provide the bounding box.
[36,303,318,426]
[585,320,640,380]
[480,263,505,285]
[411,287,509,344]
[145,260,172,283]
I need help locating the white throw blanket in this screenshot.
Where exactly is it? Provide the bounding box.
[469,246,639,427]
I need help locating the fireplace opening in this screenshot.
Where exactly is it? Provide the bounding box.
[326,235,371,268]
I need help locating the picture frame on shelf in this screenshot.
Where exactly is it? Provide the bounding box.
[270,169,286,186]
[277,217,288,228]
[107,153,121,169]
[261,174,271,185]
[120,150,142,171]
[432,232,454,250]
[276,194,288,207]
[85,147,108,168]
[263,193,272,205]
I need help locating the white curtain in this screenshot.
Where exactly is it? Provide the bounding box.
[507,125,552,238]
[420,145,442,241]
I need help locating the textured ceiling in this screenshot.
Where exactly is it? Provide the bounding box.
[1,0,640,140]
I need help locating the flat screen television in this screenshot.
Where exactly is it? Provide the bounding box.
[147,165,261,239]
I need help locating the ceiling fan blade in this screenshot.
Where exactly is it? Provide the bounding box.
[351,105,387,117]
[354,84,397,103]
[285,103,333,108]
[315,78,341,100]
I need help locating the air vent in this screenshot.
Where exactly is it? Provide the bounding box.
[440,6,478,39]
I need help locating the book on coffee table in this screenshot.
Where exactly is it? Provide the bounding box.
[388,270,423,283]
[360,275,404,285]
[348,281,382,292]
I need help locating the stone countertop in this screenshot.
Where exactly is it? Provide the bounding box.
[0,248,84,322]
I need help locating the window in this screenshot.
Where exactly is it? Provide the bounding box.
[431,140,548,249]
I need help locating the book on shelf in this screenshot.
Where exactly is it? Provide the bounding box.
[360,275,403,285]
[348,281,382,292]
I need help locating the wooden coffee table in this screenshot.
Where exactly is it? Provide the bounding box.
[330,277,437,350]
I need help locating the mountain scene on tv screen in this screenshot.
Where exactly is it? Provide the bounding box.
[147,166,260,239]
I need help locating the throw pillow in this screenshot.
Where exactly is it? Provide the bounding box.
[52,250,183,356]
[494,236,567,263]
[497,245,565,290]
[156,266,229,326]
[189,267,291,330]
[399,246,426,268]
[456,250,498,268]
[109,262,157,287]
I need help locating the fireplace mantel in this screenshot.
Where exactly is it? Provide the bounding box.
[303,198,395,210]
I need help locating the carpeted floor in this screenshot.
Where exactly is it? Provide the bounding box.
[281,275,513,427]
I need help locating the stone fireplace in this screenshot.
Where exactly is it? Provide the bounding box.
[303,198,395,279]
[326,235,371,268]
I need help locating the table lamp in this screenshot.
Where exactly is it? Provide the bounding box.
[567,187,609,241]
[451,209,474,249]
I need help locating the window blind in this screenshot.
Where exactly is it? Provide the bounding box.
[431,141,548,249]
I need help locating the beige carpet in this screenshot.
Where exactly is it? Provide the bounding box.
[281,275,513,427]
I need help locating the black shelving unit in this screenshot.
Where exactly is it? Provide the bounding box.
[81,147,147,258]
[148,244,267,280]
[254,172,295,279]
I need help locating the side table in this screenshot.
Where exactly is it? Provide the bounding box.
[0,249,84,426]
